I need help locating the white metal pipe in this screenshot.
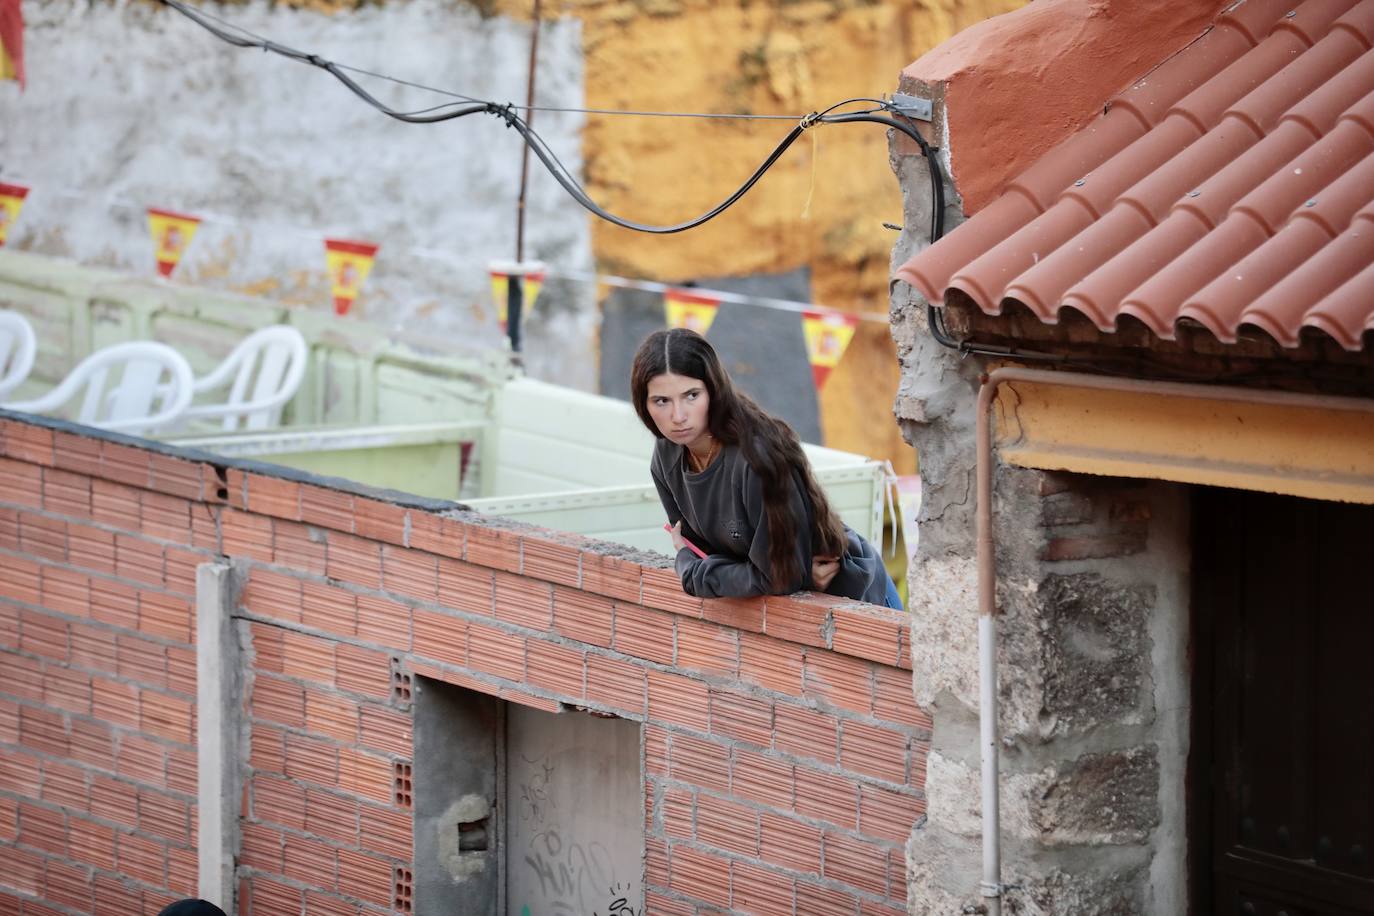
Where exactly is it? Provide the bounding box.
[978,613,1002,915]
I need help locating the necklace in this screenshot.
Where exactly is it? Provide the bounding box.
[687,437,720,473]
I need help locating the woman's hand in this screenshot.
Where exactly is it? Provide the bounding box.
[669,520,688,552]
[811,555,840,592]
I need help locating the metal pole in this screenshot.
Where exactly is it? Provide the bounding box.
[506,274,524,353]
[514,0,541,264]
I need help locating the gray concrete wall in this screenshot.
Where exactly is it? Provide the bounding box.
[0,0,596,389]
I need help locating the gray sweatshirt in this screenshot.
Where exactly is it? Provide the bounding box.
[650,438,887,603]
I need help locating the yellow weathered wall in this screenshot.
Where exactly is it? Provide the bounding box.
[504,0,1027,472]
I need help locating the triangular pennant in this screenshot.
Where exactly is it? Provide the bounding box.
[324,238,379,316]
[489,270,511,332]
[801,309,858,390]
[0,182,28,247]
[488,265,546,332]
[146,207,202,278]
[0,0,24,89]
[664,288,721,336]
[523,271,545,312]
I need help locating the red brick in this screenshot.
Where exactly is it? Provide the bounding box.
[355,497,407,546]
[190,508,220,552]
[253,774,307,831]
[871,667,930,731]
[584,654,646,716]
[283,833,338,885]
[839,721,908,785]
[306,787,359,845]
[552,587,613,647]
[406,511,463,560]
[731,861,795,916]
[68,815,116,871]
[66,523,115,574]
[823,831,889,897]
[696,793,758,856]
[0,505,14,551]
[246,874,303,914]
[301,580,356,636]
[355,593,412,650]
[0,457,41,508]
[273,519,328,575]
[116,734,167,787]
[140,592,192,643]
[70,623,117,673]
[382,545,438,604]
[494,571,553,630]
[338,748,393,804]
[359,802,413,859]
[44,858,93,912]
[1042,531,1145,562]
[21,607,69,661]
[859,783,925,845]
[88,775,138,830]
[437,557,494,615]
[327,533,383,590]
[41,759,90,812]
[90,479,140,530]
[646,724,669,776]
[648,669,709,733]
[44,665,92,715]
[5,421,54,466]
[138,789,190,844]
[463,524,522,573]
[140,491,193,543]
[221,509,274,564]
[91,874,142,916]
[501,687,561,713]
[68,717,115,769]
[249,722,286,773]
[581,552,642,604]
[467,622,525,682]
[738,632,803,696]
[19,800,67,855]
[764,593,838,648]
[244,474,301,520]
[21,513,67,562]
[167,843,198,897]
[794,881,860,916]
[730,748,793,810]
[116,533,165,586]
[804,651,874,716]
[39,566,88,619]
[676,618,739,677]
[359,704,413,757]
[709,689,773,748]
[250,674,305,729]
[243,568,302,624]
[413,608,467,668]
[669,733,730,794]
[0,604,13,652]
[299,485,354,532]
[832,605,903,667]
[143,689,195,745]
[118,633,166,687]
[163,547,204,598]
[335,644,392,699]
[525,639,585,699]
[0,555,40,606]
[285,732,341,787]
[614,603,675,664]
[644,891,694,916]
[2,651,42,703]
[336,847,394,907]
[249,620,284,674]
[239,821,283,872]
[20,704,68,757]
[669,846,730,909]
[117,831,166,887]
[759,810,823,873]
[304,891,362,916]
[166,748,196,795]
[641,566,704,618]
[42,467,91,517]
[520,537,581,588]
[100,441,152,488]
[148,453,204,501]
[166,646,195,696]
[793,767,858,830]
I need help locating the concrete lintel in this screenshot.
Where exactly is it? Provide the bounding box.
[197,561,241,914]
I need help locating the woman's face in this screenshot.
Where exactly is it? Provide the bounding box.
[646,372,712,452]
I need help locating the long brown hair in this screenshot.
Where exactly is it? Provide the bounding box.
[630,328,847,588]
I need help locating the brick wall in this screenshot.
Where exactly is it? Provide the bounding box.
[0,415,929,916]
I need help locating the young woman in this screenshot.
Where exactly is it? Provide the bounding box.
[630,328,901,608]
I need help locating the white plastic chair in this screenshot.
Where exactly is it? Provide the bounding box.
[2,341,194,436]
[0,310,37,400]
[181,325,308,432]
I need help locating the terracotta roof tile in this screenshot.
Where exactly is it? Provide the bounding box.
[894,0,1374,351]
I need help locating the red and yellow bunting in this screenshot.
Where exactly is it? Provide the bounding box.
[801,309,858,390]
[0,0,24,89]
[324,238,379,316]
[664,288,720,336]
[0,182,28,246]
[146,207,201,278]
[489,268,545,331]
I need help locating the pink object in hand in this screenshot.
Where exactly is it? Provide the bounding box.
[664,522,708,559]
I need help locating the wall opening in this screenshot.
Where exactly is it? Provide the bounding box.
[414,677,644,916]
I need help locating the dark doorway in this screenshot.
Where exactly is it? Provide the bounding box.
[1191,487,1374,914]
